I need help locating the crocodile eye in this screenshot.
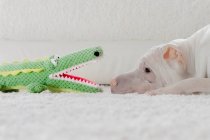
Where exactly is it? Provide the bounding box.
[50,55,60,66]
[144,67,151,73]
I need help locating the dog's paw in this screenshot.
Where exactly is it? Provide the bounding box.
[145,87,186,95]
[145,88,165,96]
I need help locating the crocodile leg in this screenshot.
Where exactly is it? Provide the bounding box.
[26,83,47,93]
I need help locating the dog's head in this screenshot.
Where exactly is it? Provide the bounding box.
[111,42,189,94]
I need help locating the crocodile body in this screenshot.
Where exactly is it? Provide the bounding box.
[0,47,103,93]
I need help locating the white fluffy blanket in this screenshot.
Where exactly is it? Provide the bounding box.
[1,87,210,140]
[0,0,210,41]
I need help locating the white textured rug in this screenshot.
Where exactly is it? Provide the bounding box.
[0,87,210,140]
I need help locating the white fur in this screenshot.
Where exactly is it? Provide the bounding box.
[146,25,210,95]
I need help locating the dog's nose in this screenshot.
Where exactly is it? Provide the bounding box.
[110,79,117,87]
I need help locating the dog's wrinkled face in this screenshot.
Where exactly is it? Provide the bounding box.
[111,61,158,94]
[111,43,188,94]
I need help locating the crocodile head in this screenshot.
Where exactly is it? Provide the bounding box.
[48,47,103,93]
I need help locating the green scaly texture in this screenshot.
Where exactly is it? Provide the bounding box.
[0,47,103,93]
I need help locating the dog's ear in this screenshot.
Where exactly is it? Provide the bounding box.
[163,44,186,71]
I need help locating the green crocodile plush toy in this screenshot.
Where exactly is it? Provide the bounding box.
[0,47,103,93]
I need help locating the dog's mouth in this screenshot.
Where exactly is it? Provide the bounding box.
[49,60,99,88]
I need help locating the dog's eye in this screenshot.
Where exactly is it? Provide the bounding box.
[144,67,151,73]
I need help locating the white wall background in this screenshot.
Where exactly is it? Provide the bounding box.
[0,0,210,41]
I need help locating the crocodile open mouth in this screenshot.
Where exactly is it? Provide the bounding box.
[49,60,99,88]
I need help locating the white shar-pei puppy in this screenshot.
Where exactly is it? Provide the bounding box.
[111,25,210,95]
